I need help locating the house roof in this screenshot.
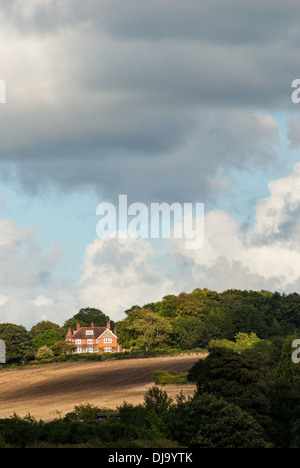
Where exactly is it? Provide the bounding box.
[74,327,107,339]
[66,327,73,338]
[98,329,118,339]
[65,322,118,340]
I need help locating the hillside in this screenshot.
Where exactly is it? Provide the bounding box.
[0,354,202,421]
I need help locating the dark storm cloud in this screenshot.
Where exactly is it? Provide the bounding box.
[0,0,298,203]
[70,0,300,45]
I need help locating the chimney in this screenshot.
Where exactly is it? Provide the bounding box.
[106,321,110,330]
[76,323,80,331]
[91,322,94,328]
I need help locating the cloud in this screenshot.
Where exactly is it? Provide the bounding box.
[287,119,300,148]
[88,0,299,45]
[1,164,300,327]
[30,295,54,307]
[0,1,299,328]
[0,0,296,202]
[0,108,280,203]
[78,236,174,318]
[0,218,76,328]
[76,164,300,321]
[253,162,300,245]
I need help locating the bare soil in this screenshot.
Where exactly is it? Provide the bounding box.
[0,354,204,421]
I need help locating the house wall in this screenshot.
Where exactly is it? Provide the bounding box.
[97,330,118,352]
[66,326,120,353]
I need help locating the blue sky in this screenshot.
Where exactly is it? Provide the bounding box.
[0,0,299,329]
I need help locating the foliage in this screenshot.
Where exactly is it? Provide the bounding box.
[64,403,115,422]
[36,346,54,359]
[169,392,268,448]
[30,321,65,339]
[118,308,172,350]
[171,316,205,349]
[63,308,114,332]
[51,340,76,356]
[33,329,63,350]
[118,288,300,352]
[1,344,300,448]
[0,323,34,363]
[188,348,272,427]
[209,332,261,352]
[152,370,188,385]
[3,288,300,362]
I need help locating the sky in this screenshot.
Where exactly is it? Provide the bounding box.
[0,0,299,329]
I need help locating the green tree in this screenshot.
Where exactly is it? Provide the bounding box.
[51,340,76,356]
[29,321,64,339]
[33,329,63,350]
[188,348,272,428]
[170,393,268,448]
[143,386,174,439]
[120,309,172,350]
[171,316,204,349]
[209,332,261,352]
[0,323,34,363]
[64,308,113,332]
[36,345,54,359]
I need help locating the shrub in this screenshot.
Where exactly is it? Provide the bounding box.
[152,370,188,385]
[36,346,54,359]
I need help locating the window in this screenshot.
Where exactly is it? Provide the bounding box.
[104,338,112,343]
[87,339,94,345]
[76,339,81,344]
[86,330,94,336]
[104,347,112,353]
[88,347,94,353]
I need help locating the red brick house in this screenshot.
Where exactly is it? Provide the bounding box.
[65,321,121,354]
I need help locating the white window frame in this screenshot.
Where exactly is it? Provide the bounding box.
[104,347,112,353]
[104,338,112,343]
[76,339,81,344]
[86,330,94,335]
[87,339,94,345]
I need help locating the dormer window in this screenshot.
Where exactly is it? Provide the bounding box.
[86,330,94,336]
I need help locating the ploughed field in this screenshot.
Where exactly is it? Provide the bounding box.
[0,354,203,421]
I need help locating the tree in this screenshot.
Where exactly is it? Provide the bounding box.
[188,348,272,428]
[0,324,34,363]
[143,386,174,439]
[33,329,63,350]
[29,321,64,339]
[51,341,76,356]
[64,308,113,332]
[120,308,172,350]
[170,393,268,448]
[209,332,261,352]
[144,386,174,415]
[36,346,54,359]
[171,316,204,349]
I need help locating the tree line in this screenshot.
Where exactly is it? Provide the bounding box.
[1,288,300,363]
